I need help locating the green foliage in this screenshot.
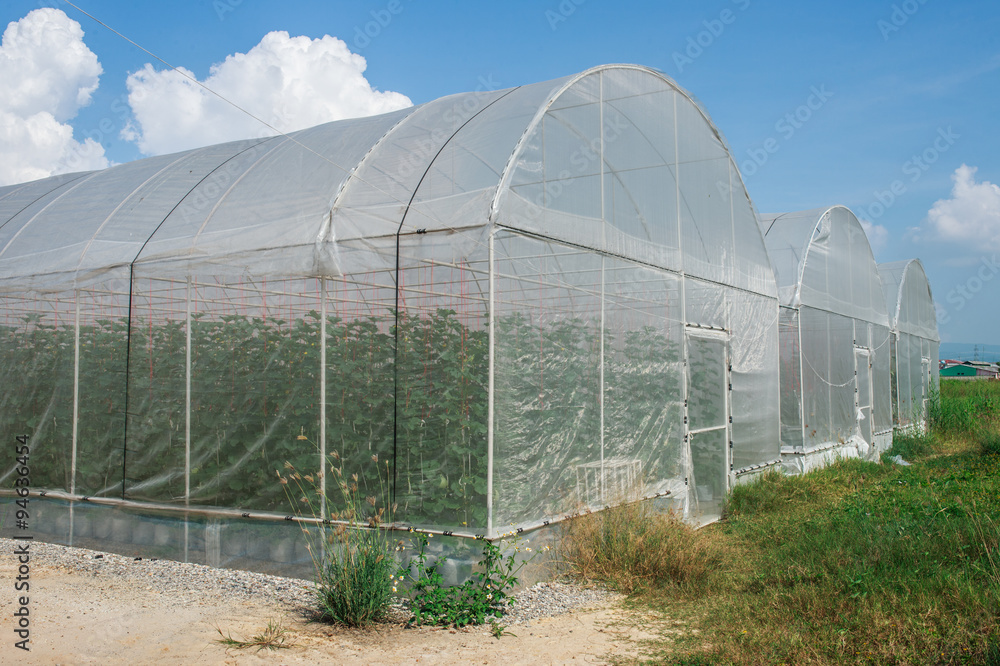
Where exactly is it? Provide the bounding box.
[977,424,1000,457]
[0,315,126,494]
[935,379,1000,458]
[489,620,515,639]
[934,379,1000,436]
[400,530,538,628]
[315,528,396,628]
[281,454,397,628]
[884,431,936,461]
[633,386,1000,665]
[4,286,682,532]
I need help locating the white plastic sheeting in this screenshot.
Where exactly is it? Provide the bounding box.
[0,64,780,543]
[761,206,893,473]
[879,259,940,432]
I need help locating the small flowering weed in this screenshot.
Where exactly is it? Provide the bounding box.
[399,528,544,628]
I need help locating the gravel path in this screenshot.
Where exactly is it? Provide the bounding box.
[5,537,620,627]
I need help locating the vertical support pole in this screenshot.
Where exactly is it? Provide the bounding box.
[185,277,192,507]
[598,71,606,503]
[71,291,81,496]
[674,92,692,518]
[320,277,327,523]
[599,256,606,503]
[185,277,192,563]
[70,290,81,546]
[487,230,495,539]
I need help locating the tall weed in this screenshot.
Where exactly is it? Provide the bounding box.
[280,447,397,628]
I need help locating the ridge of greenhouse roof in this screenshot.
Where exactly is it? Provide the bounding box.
[878,258,940,341]
[0,63,775,299]
[759,205,888,326]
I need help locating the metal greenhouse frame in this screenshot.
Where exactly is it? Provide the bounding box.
[760,206,893,474]
[879,259,941,432]
[0,64,781,571]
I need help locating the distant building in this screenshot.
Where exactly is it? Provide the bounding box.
[939,361,1000,379]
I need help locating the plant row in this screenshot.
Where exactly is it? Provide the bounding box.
[1,308,683,529]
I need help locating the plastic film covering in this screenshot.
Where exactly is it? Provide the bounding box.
[0,280,129,496]
[0,64,779,553]
[762,207,893,462]
[727,289,781,472]
[492,231,689,527]
[497,66,776,297]
[778,306,804,451]
[394,231,490,532]
[880,259,940,430]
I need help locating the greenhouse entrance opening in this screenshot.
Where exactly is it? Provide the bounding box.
[855,347,873,445]
[685,330,731,524]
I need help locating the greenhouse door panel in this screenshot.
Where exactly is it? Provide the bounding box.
[685,331,730,522]
[855,348,873,445]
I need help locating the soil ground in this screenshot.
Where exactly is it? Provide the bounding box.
[0,558,673,665]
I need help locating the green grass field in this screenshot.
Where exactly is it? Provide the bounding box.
[565,379,1000,665]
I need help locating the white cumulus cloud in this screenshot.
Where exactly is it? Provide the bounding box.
[925,164,1000,250]
[859,218,889,256]
[123,31,412,155]
[0,8,109,186]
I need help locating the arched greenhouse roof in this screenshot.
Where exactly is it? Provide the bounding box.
[879,259,940,341]
[760,205,888,326]
[0,64,775,297]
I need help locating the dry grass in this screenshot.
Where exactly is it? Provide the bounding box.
[559,500,730,597]
[216,619,293,652]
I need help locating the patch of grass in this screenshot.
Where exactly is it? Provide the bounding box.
[974,416,1000,457]
[280,449,397,629]
[726,458,881,518]
[884,430,936,462]
[598,380,1000,665]
[315,527,397,627]
[560,500,728,597]
[216,619,292,652]
[934,380,1000,438]
[652,450,1000,664]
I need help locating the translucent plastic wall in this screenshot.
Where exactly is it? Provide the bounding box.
[0,64,779,550]
[761,207,892,468]
[493,66,780,523]
[880,259,940,431]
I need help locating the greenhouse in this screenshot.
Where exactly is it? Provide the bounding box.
[879,259,940,432]
[759,207,893,474]
[0,64,781,569]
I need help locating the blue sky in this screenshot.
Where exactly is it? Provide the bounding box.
[2,0,999,344]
